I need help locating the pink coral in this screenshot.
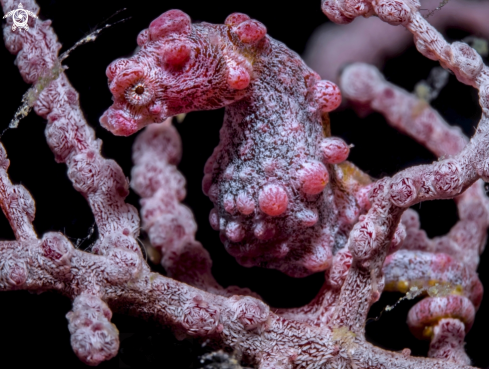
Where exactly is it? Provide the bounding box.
[1,0,489,368]
[306,0,489,83]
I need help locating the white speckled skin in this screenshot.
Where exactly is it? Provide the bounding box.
[102,9,359,277]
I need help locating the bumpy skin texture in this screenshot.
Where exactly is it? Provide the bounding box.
[131,118,259,298]
[102,10,363,277]
[2,0,489,368]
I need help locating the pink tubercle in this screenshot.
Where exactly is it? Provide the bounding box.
[202,174,213,195]
[226,221,246,242]
[234,20,267,44]
[236,192,255,215]
[297,161,329,195]
[223,194,237,214]
[253,221,276,240]
[208,184,219,202]
[148,9,191,41]
[314,80,342,113]
[302,244,333,272]
[225,13,251,27]
[162,42,191,66]
[227,63,251,90]
[296,208,319,227]
[258,184,288,216]
[320,137,350,164]
[209,208,219,230]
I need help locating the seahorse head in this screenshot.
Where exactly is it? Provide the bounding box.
[100,10,268,136]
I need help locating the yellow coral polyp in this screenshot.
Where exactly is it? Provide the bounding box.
[397,280,409,293]
[422,326,434,339]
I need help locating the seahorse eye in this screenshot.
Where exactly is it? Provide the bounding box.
[125,82,153,106]
[135,85,145,95]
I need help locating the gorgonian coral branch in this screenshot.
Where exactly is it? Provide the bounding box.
[340,62,489,363]
[104,1,488,368]
[1,0,145,364]
[131,118,257,297]
[0,0,487,367]
[321,0,489,364]
[341,62,489,269]
[0,144,36,242]
[340,63,468,158]
[306,0,489,82]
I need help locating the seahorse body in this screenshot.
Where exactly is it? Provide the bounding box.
[102,10,362,277]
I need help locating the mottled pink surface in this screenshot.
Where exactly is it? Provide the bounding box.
[102,10,360,277]
[1,0,489,367]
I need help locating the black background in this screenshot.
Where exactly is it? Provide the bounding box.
[0,0,488,367]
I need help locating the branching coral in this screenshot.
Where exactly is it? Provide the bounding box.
[1,0,489,367]
[306,0,489,83]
